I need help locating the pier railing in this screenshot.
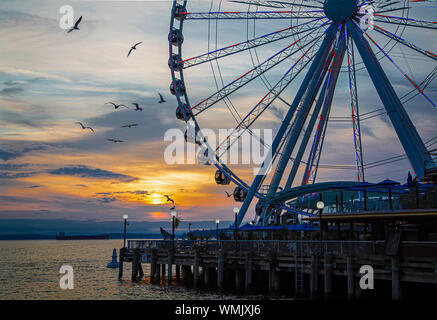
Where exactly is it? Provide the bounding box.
[127,239,378,255]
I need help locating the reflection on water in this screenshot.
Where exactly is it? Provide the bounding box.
[0,240,269,300]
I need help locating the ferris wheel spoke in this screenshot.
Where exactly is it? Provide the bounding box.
[285,45,337,188]
[373,14,437,30]
[215,38,325,159]
[369,22,437,61]
[346,27,365,183]
[181,10,325,20]
[375,6,411,14]
[229,0,322,9]
[291,32,348,188]
[360,25,437,108]
[190,22,330,116]
[180,17,326,69]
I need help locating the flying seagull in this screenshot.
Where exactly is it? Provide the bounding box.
[107,139,124,143]
[106,102,129,109]
[158,93,166,104]
[67,16,82,33]
[127,41,143,58]
[225,191,232,198]
[75,122,94,133]
[121,123,139,128]
[164,195,174,205]
[132,103,143,111]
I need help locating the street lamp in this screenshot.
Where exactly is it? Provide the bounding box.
[216,219,220,241]
[316,200,325,254]
[171,209,177,250]
[233,207,239,250]
[122,214,128,248]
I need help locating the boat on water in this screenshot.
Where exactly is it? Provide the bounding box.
[56,232,109,240]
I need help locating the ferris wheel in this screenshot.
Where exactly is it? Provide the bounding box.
[168,0,437,226]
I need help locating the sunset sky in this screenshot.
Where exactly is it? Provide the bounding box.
[1,0,436,230]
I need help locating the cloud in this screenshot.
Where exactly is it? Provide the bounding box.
[0,163,29,170]
[0,149,18,161]
[26,185,44,188]
[0,171,37,179]
[0,80,26,96]
[0,66,71,83]
[98,197,117,203]
[0,144,47,161]
[269,105,286,120]
[47,165,138,182]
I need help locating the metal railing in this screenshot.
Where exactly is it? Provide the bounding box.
[127,239,377,255]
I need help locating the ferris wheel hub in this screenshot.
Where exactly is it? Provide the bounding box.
[323,0,357,22]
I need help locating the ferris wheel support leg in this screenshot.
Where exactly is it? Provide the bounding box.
[236,24,339,227]
[266,26,344,196]
[286,37,347,189]
[347,20,432,178]
[284,62,331,189]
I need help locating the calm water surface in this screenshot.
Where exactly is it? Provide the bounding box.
[0,240,267,300]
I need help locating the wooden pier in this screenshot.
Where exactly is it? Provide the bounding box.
[119,240,437,299]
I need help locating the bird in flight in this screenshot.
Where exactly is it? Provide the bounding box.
[107,139,124,143]
[164,195,174,205]
[75,122,94,133]
[225,191,232,198]
[106,102,129,110]
[127,41,143,58]
[121,123,139,128]
[67,16,82,33]
[158,93,166,104]
[132,103,143,111]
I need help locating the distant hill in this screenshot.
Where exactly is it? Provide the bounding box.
[0,219,233,238]
[0,233,163,241]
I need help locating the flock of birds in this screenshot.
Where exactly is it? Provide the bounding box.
[68,15,179,210]
[69,15,236,205]
[69,16,167,143]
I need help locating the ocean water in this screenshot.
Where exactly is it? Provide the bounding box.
[0,240,256,300]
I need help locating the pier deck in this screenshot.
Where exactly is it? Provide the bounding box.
[119,240,437,299]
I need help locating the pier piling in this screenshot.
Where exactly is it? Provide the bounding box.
[310,254,319,299]
[245,253,253,292]
[118,248,124,280]
[193,250,200,288]
[392,257,401,300]
[182,265,193,287]
[203,267,213,289]
[137,254,144,280]
[347,256,355,300]
[175,265,180,280]
[324,254,333,299]
[217,250,224,291]
[167,250,173,283]
[235,269,244,292]
[155,264,161,283]
[150,250,157,282]
[131,253,138,282]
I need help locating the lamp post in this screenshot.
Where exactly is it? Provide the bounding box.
[216,219,220,241]
[233,207,239,251]
[122,214,128,248]
[171,209,177,251]
[316,201,325,254]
